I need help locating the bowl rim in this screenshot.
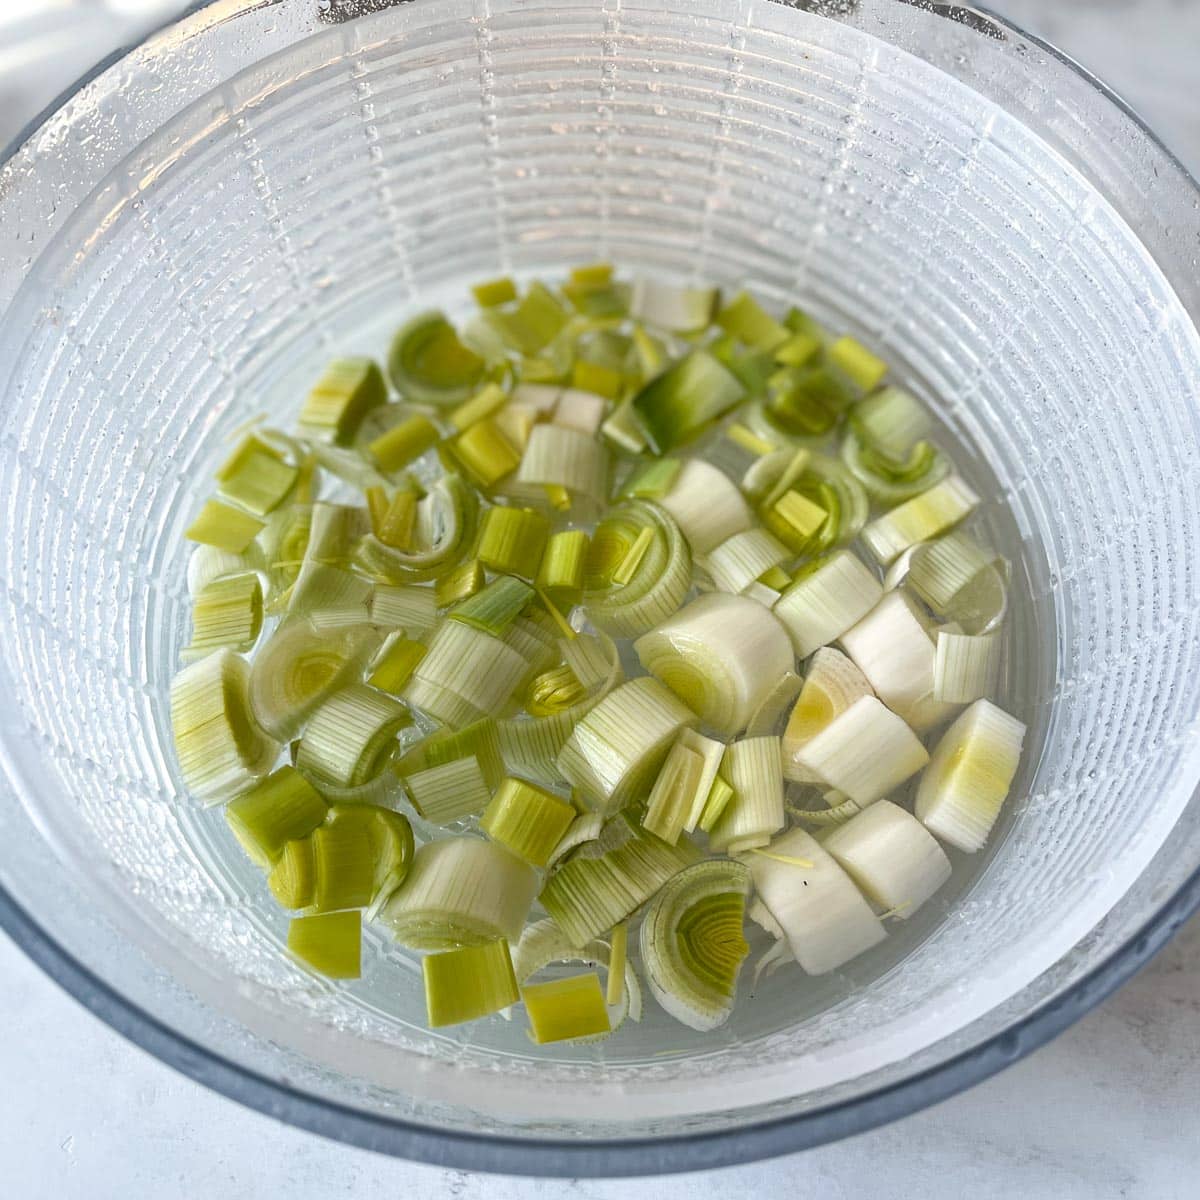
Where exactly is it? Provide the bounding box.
[1,0,1198,1176]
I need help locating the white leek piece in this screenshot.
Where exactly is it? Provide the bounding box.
[370,584,437,636]
[405,756,493,824]
[515,423,609,506]
[707,736,785,854]
[773,550,883,657]
[405,621,528,726]
[908,531,1009,635]
[861,475,979,565]
[187,543,261,598]
[749,827,885,974]
[746,671,804,738]
[556,677,697,813]
[382,837,537,950]
[793,695,928,806]
[781,648,873,783]
[248,618,380,741]
[916,699,1026,852]
[629,279,718,334]
[170,650,277,802]
[634,593,794,738]
[553,388,608,436]
[839,590,959,731]
[639,860,751,1031]
[823,800,952,918]
[294,684,408,789]
[934,630,1002,704]
[286,561,372,626]
[702,528,791,596]
[657,459,754,554]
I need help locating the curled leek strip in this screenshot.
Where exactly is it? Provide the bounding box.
[640,859,751,1031]
[387,311,486,406]
[582,499,691,638]
[840,429,950,505]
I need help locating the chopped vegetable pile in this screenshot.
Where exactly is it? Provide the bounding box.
[172,265,1025,1042]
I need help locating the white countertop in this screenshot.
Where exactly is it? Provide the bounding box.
[3,2,1200,1195]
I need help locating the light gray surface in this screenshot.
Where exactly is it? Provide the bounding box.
[2,1,1199,1195]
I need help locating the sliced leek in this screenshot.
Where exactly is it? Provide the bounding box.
[823,800,951,918]
[405,756,493,824]
[523,973,611,1043]
[185,572,263,659]
[862,475,980,565]
[702,528,792,596]
[424,939,519,1027]
[781,647,873,783]
[480,777,577,866]
[640,859,750,1030]
[634,593,794,738]
[288,910,361,979]
[516,423,609,508]
[477,506,550,579]
[185,499,265,553]
[225,766,327,868]
[773,550,882,658]
[294,684,408,790]
[630,351,744,454]
[934,630,1002,704]
[907,530,1009,635]
[298,357,387,444]
[641,740,705,846]
[406,620,528,726]
[657,459,754,554]
[916,699,1026,852]
[388,311,485,405]
[448,574,533,636]
[707,736,785,854]
[629,279,718,334]
[370,584,438,636]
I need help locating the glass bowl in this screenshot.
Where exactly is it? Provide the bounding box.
[0,0,1198,1176]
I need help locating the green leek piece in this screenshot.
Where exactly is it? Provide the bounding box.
[299,357,387,444]
[185,499,265,553]
[170,649,277,802]
[405,755,493,824]
[759,564,792,591]
[707,735,785,854]
[622,458,682,500]
[840,429,950,505]
[485,282,570,355]
[612,525,654,586]
[472,277,518,308]
[186,572,263,658]
[630,351,744,454]
[310,814,377,912]
[861,474,980,566]
[435,559,485,609]
[376,490,418,549]
[556,676,697,813]
[829,334,888,390]
[388,311,485,406]
[536,530,589,606]
[766,364,852,437]
[367,634,427,695]
[368,413,440,472]
[539,813,700,946]
[449,417,522,487]
[450,382,509,432]
[571,262,614,288]
[641,740,705,846]
[294,684,409,789]
[773,331,822,367]
[480,777,577,867]
[515,423,610,507]
[726,423,777,458]
[424,939,519,1027]
[414,716,506,790]
[572,359,623,399]
[365,484,389,533]
[774,489,828,539]
[216,435,298,515]
[639,859,750,1030]
[715,291,790,350]
[697,775,735,833]
[269,837,316,909]
[304,503,370,566]
[288,910,362,979]
[449,574,534,636]
[382,837,537,950]
[523,972,611,1044]
[757,452,869,557]
[248,619,379,741]
[525,663,587,717]
[784,305,828,340]
[225,766,327,868]
[477,506,550,579]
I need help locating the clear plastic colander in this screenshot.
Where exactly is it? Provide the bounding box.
[0,0,1199,1176]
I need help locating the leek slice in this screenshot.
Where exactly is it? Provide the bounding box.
[840,429,949,505]
[480,777,577,866]
[294,685,408,790]
[634,593,794,738]
[434,559,485,610]
[298,357,387,445]
[286,562,371,628]
[382,837,537,950]
[746,670,804,737]
[764,364,850,437]
[630,351,744,454]
[934,630,1002,704]
[707,736,785,854]
[583,500,691,638]
[862,474,980,565]
[916,699,1026,852]
[472,276,518,307]
[702,528,791,596]
[484,282,570,355]
[388,312,485,405]
[757,453,869,557]
[225,766,327,868]
[907,531,1009,635]
[677,729,728,833]
[269,836,316,910]
[781,647,873,783]
[186,499,265,553]
[697,775,735,834]
[715,291,790,349]
[607,922,629,1008]
[828,335,887,390]
[748,827,885,974]
[523,973,611,1043]
[405,756,493,824]
[553,388,609,436]
[792,695,928,807]
[185,572,263,659]
[477,506,550,579]
[515,423,609,508]
[369,584,437,636]
[536,530,589,607]
[642,740,705,846]
[170,650,277,802]
[657,458,755,555]
[823,800,951,919]
[187,543,262,598]
[448,574,533,636]
[629,279,718,334]
[249,619,378,741]
[450,382,509,432]
[640,859,750,1030]
[368,413,440,472]
[406,621,528,726]
[424,939,519,1027]
[773,549,883,657]
[556,677,697,814]
[216,435,298,515]
[839,590,958,730]
[539,814,700,946]
[448,417,522,488]
[288,910,361,979]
